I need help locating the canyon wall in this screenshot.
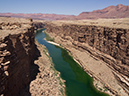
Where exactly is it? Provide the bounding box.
[46,24,129,76]
[0,17,35,96]
[33,22,45,30]
[45,22,129,95]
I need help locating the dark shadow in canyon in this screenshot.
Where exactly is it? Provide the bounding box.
[19,43,41,96]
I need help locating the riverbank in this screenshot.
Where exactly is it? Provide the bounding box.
[42,32,111,96]
[44,38,60,46]
[35,30,111,96]
[19,39,65,96]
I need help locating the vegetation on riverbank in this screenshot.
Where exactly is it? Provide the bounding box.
[41,42,65,96]
[35,30,65,96]
[54,45,109,96]
[44,31,54,42]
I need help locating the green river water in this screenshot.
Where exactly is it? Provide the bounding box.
[35,29,109,96]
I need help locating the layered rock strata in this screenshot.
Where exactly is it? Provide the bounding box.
[0,17,35,96]
[45,22,129,96]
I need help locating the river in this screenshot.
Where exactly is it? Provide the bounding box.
[35,29,109,96]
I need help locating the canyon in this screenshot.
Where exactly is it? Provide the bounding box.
[0,16,129,96]
[0,4,129,20]
[42,18,129,96]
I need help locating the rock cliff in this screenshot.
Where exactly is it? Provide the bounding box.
[45,20,129,96]
[0,17,65,96]
[0,17,35,96]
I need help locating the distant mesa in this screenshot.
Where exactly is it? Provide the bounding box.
[0,4,129,20]
[77,4,129,19]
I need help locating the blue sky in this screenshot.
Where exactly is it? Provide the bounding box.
[0,0,129,15]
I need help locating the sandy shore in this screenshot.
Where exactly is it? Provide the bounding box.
[47,41,60,46]
[44,38,60,46]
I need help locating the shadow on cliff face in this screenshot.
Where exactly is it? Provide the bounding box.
[31,44,41,81]
[19,44,41,96]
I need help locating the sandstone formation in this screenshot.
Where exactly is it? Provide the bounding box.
[44,19,129,96]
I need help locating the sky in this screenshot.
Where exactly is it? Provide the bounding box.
[0,0,129,16]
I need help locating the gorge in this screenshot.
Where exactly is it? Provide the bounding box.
[35,30,109,96]
[0,17,129,96]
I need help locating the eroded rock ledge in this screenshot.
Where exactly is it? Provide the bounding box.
[44,21,129,96]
